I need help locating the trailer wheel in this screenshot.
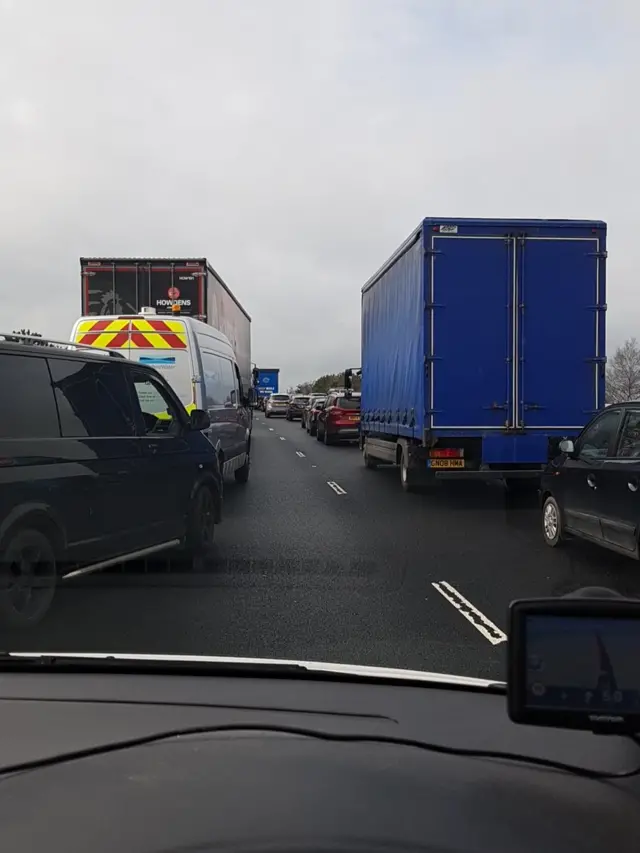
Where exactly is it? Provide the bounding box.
[400,447,417,493]
[363,446,378,469]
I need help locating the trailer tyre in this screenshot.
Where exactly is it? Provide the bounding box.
[400,447,417,493]
[363,447,378,469]
[542,495,565,548]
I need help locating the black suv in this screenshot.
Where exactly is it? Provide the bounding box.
[541,402,640,559]
[0,337,223,628]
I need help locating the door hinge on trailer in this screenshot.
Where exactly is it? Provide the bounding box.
[523,403,545,411]
[424,248,443,257]
[585,356,607,364]
[424,301,444,310]
[587,303,607,312]
[587,250,608,259]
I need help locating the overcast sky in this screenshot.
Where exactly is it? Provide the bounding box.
[0,0,637,388]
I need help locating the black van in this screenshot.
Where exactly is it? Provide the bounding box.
[0,336,223,628]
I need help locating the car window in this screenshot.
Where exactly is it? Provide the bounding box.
[49,358,136,438]
[201,350,235,407]
[0,353,60,439]
[131,373,182,436]
[336,397,361,410]
[616,411,640,458]
[577,409,622,460]
[272,395,289,401]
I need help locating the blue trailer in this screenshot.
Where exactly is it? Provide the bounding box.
[255,368,280,399]
[360,217,607,491]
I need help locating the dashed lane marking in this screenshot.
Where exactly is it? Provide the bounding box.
[279,436,286,441]
[327,481,347,495]
[431,581,507,645]
[296,451,306,457]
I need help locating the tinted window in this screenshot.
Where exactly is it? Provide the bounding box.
[336,397,361,410]
[617,411,640,458]
[0,352,59,439]
[293,397,309,404]
[201,351,235,407]
[131,373,181,435]
[49,358,135,438]
[577,409,621,460]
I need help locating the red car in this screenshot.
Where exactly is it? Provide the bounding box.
[316,392,360,445]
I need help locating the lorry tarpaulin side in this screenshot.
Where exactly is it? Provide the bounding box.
[205,266,252,393]
[361,218,607,465]
[361,233,424,437]
[256,369,280,397]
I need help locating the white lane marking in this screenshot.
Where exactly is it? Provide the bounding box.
[268,428,274,432]
[327,481,347,495]
[431,581,507,646]
[312,465,317,468]
[279,436,286,441]
[296,451,306,457]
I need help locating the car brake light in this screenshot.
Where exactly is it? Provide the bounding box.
[429,448,463,458]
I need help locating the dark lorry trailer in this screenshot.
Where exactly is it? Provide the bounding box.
[80,257,252,392]
[359,217,607,491]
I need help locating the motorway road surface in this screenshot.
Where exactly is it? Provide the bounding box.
[2,415,640,681]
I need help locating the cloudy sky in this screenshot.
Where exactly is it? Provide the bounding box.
[0,0,637,388]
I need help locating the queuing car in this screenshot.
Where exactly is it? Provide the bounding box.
[286,395,310,421]
[316,392,361,445]
[0,334,223,629]
[265,393,290,417]
[304,395,327,435]
[540,402,640,559]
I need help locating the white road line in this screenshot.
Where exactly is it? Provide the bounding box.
[327,481,347,495]
[296,451,306,457]
[312,465,317,468]
[268,428,274,432]
[279,436,286,441]
[431,581,507,646]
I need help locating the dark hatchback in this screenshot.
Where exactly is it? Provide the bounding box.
[286,395,310,421]
[0,337,222,629]
[540,402,640,559]
[304,396,326,435]
[316,393,361,445]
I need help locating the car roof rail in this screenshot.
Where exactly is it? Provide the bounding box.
[0,332,126,358]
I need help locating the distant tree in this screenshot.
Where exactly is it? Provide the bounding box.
[606,338,640,404]
[295,371,361,394]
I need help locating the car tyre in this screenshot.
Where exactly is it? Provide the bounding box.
[183,485,217,564]
[400,447,417,493]
[0,526,57,629]
[234,451,251,484]
[542,495,565,548]
[324,428,334,446]
[363,447,378,469]
[316,425,323,442]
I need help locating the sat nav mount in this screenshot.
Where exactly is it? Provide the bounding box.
[508,588,640,735]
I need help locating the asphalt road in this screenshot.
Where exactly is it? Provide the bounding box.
[3,415,640,681]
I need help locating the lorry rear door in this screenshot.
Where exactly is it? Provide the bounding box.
[518,235,603,430]
[429,233,513,429]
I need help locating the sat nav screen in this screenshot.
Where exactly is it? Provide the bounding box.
[525,615,640,714]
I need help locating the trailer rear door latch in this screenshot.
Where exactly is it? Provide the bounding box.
[483,402,508,410]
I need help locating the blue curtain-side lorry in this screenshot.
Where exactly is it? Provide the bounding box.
[359,217,607,491]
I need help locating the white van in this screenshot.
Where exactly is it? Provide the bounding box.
[70,309,252,482]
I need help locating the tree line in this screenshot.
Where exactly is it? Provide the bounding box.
[288,371,361,396]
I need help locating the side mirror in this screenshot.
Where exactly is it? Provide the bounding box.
[189,409,211,431]
[559,438,575,456]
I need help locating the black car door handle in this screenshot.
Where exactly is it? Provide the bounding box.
[587,474,597,489]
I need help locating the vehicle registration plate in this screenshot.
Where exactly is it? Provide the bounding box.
[428,459,464,469]
[348,416,359,422]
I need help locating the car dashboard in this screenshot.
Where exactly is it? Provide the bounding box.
[0,665,637,853]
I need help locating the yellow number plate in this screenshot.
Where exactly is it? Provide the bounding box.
[428,459,465,469]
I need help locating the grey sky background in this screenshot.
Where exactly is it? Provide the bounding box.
[0,0,637,389]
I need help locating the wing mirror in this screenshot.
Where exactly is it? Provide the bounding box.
[189,409,211,431]
[559,438,575,456]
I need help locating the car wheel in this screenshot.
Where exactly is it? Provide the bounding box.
[300,418,305,428]
[184,485,217,560]
[316,425,323,441]
[542,495,565,548]
[234,451,251,484]
[265,413,271,419]
[0,527,57,629]
[324,428,334,446]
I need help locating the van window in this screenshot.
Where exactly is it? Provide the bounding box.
[0,353,59,439]
[128,350,193,408]
[49,358,136,438]
[131,373,181,435]
[201,350,236,407]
